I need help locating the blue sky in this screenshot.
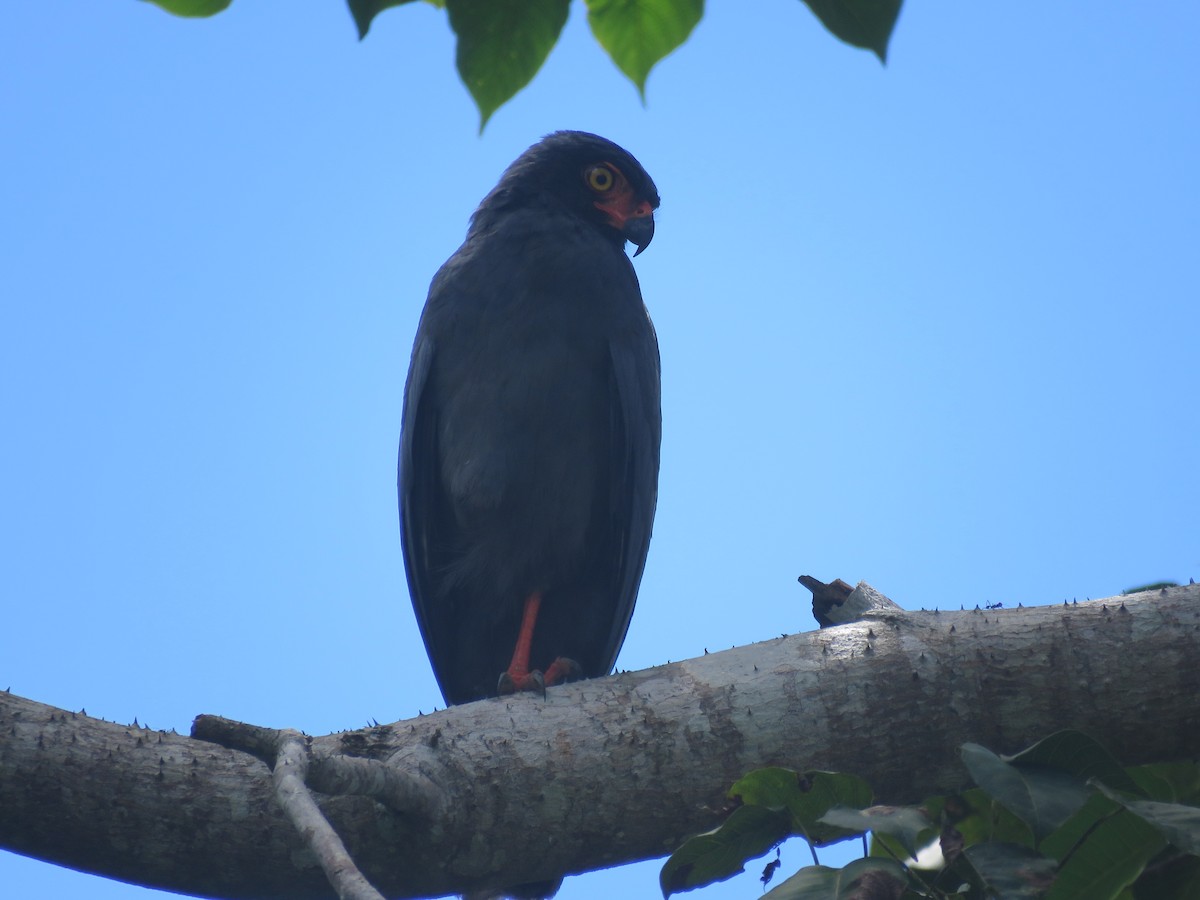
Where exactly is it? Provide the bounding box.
[2,2,1197,898]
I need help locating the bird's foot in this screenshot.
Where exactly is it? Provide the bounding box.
[542,656,582,686]
[498,668,544,696]
[497,657,582,697]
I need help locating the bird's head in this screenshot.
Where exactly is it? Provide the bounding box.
[476,131,660,256]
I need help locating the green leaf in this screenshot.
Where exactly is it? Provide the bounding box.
[820,805,933,857]
[961,743,1092,841]
[1122,581,1179,594]
[929,788,1035,848]
[799,0,903,63]
[1040,792,1122,862]
[447,0,570,131]
[1093,783,1200,856]
[900,791,1032,856]
[346,0,423,40]
[1045,808,1167,900]
[762,857,909,900]
[585,0,703,97]
[961,842,1057,898]
[1009,730,1140,795]
[141,0,232,16]
[1132,851,1200,900]
[731,768,873,846]
[660,804,791,897]
[1128,761,1200,804]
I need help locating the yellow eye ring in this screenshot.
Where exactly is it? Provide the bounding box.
[585,165,615,192]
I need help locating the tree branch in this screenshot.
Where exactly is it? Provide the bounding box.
[2,584,1198,898]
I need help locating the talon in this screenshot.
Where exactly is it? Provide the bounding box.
[497,668,544,696]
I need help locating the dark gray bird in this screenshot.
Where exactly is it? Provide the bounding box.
[399,131,661,707]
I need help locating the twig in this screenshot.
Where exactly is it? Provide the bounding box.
[799,575,854,627]
[272,730,386,900]
[309,752,446,822]
[191,713,285,759]
[194,714,446,821]
[192,715,388,900]
[800,576,902,626]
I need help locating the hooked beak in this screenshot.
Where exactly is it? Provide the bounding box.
[624,213,655,257]
[595,191,657,257]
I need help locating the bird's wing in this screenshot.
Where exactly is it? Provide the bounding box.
[600,313,662,671]
[398,333,453,683]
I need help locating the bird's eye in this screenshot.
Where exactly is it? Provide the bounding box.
[585,165,615,192]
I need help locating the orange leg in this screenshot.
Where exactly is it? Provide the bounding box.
[497,592,582,696]
[506,592,542,683]
[543,656,582,686]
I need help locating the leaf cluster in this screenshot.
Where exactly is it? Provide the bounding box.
[661,731,1200,899]
[142,1,903,129]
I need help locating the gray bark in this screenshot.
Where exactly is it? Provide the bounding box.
[2,584,1198,899]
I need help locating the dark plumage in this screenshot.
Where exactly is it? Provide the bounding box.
[399,131,662,706]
